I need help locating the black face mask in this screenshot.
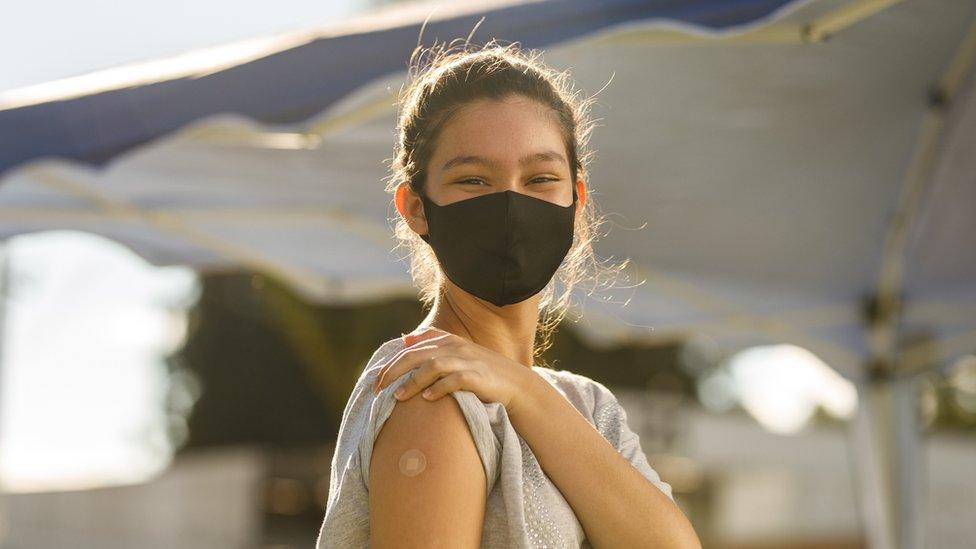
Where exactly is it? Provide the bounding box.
[419,186,578,307]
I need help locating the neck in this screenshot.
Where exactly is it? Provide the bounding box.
[418,280,539,368]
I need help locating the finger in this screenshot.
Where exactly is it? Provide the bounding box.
[375,343,439,394]
[375,344,435,394]
[403,331,453,349]
[376,331,456,394]
[394,355,459,400]
[419,371,468,401]
[400,326,434,342]
[381,334,454,389]
[402,327,454,346]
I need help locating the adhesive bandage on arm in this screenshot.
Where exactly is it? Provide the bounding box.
[398,448,427,476]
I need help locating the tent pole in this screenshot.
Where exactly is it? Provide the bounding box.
[850,366,926,549]
[891,372,925,549]
[854,17,976,549]
[849,375,897,549]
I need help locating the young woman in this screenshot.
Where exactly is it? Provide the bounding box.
[317,40,701,549]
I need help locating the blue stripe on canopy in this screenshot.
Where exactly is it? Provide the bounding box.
[0,0,798,178]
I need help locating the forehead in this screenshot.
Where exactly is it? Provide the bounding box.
[432,96,566,165]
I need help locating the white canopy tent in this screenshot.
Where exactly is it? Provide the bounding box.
[1,1,974,547]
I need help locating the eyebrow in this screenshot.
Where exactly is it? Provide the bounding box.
[440,150,567,172]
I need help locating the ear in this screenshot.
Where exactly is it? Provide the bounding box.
[575,177,587,211]
[395,184,429,237]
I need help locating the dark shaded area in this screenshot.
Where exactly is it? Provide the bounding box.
[176,271,428,449]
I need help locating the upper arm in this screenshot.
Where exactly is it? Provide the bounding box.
[368,390,486,548]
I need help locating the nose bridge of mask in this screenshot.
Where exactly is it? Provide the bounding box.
[419,187,575,237]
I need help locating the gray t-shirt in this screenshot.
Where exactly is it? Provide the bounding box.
[316,336,674,548]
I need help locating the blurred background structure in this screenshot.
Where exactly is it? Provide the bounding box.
[1,0,975,548]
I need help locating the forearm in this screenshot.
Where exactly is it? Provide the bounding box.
[507,371,701,549]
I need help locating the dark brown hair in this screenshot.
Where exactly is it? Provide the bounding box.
[384,38,634,359]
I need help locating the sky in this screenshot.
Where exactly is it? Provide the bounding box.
[0,0,401,94]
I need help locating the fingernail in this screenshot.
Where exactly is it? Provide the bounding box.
[422,389,432,399]
[394,387,405,399]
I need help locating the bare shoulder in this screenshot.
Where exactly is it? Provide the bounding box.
[368,391,486,548]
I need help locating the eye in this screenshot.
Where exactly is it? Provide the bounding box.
[455,177,558,185]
